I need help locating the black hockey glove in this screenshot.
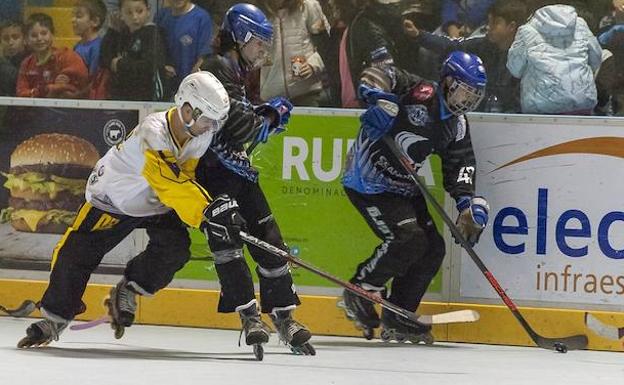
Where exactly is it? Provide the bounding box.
[201,195,246,251]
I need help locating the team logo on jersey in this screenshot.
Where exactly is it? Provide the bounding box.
[103,119,126,146]
[180,34,193,46]
[405,104,429,126]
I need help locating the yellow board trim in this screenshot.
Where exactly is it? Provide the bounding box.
[1,279,622,352]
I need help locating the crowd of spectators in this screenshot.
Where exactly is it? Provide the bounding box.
[0,0,623,116]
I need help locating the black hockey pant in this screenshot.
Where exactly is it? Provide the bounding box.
[41,203,191,320]
[196,159,299,313]
[345,188,446,312]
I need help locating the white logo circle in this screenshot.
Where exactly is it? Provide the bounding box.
[103,119,126,146]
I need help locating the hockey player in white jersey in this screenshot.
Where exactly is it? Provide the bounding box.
[17,72,244,348]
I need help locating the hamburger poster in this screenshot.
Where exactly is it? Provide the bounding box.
[0,106,138,269]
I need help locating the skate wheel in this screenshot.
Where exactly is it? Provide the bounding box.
[423,334,434,345]
[253,344,264,361]
[380,329,392,342]
[394,333,408,343]
[363,328,374,340]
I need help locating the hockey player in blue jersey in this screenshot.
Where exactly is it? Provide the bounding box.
[341,51,490,343]
[196,4,313,355]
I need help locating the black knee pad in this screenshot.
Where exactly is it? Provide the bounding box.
[214,258,255,313]
[392,219,429,268]
[248,215,288,269]
[256,266,300,313]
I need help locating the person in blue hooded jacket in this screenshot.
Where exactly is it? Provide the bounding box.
[507,4,602,115]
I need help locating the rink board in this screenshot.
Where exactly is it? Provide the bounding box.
[1,99,624,352]
[1,278,623,352]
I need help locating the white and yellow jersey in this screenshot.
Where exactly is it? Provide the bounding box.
[85,108,212,228]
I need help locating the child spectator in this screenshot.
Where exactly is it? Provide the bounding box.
[73,0,107,77]
[156,0,213,89]
[100,0,169,100]
[404,0,528,112]
[16,13,89,99]
[441,0,496,38]
[507,4,602,115]
[258,0,330,106]
[0,21,28,96]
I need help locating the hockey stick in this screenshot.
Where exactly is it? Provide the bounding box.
[0,300,39,317]
[240,232,478,326]
[70,316,110,331]
[381,135,588,351]
[584,313,624,341]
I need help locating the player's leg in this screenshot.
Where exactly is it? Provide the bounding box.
[341,188,430,332]
[19,204,137,347]
[382,195,445,343]
[105,211,191,337]
[237,181,312,353]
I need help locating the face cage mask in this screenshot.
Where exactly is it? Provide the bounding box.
[240,36,272,70]
[444,78,485,116]
[178,106,228,137]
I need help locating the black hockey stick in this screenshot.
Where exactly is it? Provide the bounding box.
[240,232,478,326]
[0,300,39,317]
[382,135,588,351]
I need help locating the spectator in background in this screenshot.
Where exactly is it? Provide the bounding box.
[156,0,213,89]
[73,0,107,77]
[100,0,169,100]
[404,0,527,112]
[16,13,89,99]
[596,0,624,115]
[341,0,405,108]
[0,21,28,96]
[195,0,238,37]
[507,4,602,115]
[0,1,23,25]
[258,0,330,106]
[104,0,159,30]
[440,0,496,38]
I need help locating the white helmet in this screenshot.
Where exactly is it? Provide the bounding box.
[174,71,230,135]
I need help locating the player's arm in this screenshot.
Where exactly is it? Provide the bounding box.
[200,56,291,146]
[438,121,489,246]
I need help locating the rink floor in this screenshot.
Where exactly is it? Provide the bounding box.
[1,317,622,385]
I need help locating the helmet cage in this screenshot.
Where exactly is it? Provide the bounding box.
[444,78,485,116]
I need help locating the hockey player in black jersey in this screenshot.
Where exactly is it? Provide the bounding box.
[196,3,314,355]
[341,51,490,343]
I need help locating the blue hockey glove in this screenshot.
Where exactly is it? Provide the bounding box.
[360,100,398,141]
[598,24,624,46]
[454,196,489,246]
[255,96,293,130]
[358,83,398,106]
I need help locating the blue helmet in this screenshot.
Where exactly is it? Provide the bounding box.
[222,3,273,46]
[441,51,487,115]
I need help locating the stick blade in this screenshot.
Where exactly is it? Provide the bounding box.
[417,310,480,325]
[534,334,588,351]
[0,300,38,317]
[69,316,110,331]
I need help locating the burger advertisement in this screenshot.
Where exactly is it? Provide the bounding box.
[1,134,100,234]
[0,105,138,267]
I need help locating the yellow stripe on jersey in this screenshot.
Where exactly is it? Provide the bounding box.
[142,149,211,228]
[51,202,93,269]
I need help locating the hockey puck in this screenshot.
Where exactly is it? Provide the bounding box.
[554,342,568,353]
